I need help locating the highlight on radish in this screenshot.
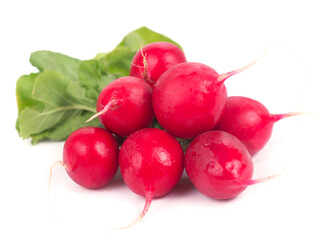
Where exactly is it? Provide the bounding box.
[215,96,302,155]
[118,128,184,227]
[129,42,187,88]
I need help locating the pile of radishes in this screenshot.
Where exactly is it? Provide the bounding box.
[55,41,298,226]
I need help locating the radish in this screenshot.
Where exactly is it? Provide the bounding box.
[215,96,300,155]
[129,42,186,88]
[119,128,184,226]
[152,52,265,139]
[184,130,254,199]
[153,62,226,139]
[59,127,119,189]
[87,76,154,137]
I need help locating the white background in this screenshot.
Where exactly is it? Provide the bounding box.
[1,1,327,239]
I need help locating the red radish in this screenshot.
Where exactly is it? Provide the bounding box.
[87,76,154,137]
[185,130,253,199]
[119,128,184,225]
[152,62,226,139]
[129,42,187,88]
[152,51,266,139]
[61,127,119,189]
[215,96,300,155]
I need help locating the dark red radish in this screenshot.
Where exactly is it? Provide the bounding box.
[119,128,184,226]
[87,76,154,137]
[60,127,119,189]
[152,52,266,139]
[185,130,253,199]
[215,96,300,155]
[129,42,186,88]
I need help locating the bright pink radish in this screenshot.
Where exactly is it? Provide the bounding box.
[152,62,227,139]
[185,130,253,199]
[89,76,154,137]
[129,42,186,88]
[152,52,267,139]
[62,127,119,189]
[119,128,184,224]
[215,96,300,155]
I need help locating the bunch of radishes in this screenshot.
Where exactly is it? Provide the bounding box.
[56,41,297,226]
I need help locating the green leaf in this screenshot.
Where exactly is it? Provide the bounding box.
[16,73,44,113]
[117,26,182,52]
[18,106,66,138]
[30,111,101,144]
[30,51,81,81]
[17,71,97,140]
[97,46,134,77]
[78,59,117,99]
[98,74,116,91]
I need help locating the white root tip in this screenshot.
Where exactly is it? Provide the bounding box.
[217,45,271,83]
[111,191,153,231]
[48,161,69,222]
[85,110,105,123]
[84,91,122,123]
[236,167,286,187]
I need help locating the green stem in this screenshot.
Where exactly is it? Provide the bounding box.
[40,105,96,116]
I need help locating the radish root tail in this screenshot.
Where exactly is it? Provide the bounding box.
[217,47,270,83]
[85,91,122,123]
[48,160,70,222]
[114,191,154,230]
[48,161,69,200]
[272,112,306,122]
[236,167,285,187]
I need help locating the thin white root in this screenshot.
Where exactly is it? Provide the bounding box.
[236,167,286,187]
[85,106,109,123]
[48,161,69,222]
[111,191,153,231]
[85,91,121,123]
[48,161,67,200]
[217,46,270,82]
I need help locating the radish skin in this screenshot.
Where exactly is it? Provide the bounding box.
[130,42,186,88]
[185,130,253,199]
[62,127,119,188]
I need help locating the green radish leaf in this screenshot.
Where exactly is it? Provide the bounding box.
[17,71,97,140]
[117,26,182,52]
[30,111,100,144]
[16,73,43,113]
[30,51,81,81]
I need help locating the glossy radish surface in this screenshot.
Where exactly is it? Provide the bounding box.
[185,130,253,199]
[63,127,119,189]
[153,62,227,139]
[215,96,299,155]
[119,128,184,222]
[96,76,154,137]
[129,42,186,88]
